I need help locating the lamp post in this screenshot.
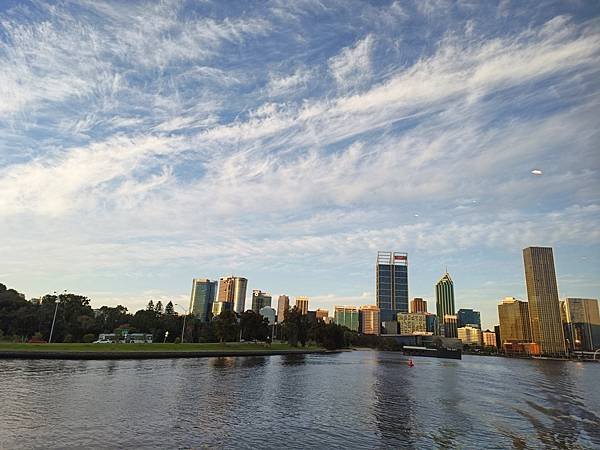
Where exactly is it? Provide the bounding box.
[163,331,169,343]
[48,290,67,344]
[175,304,189,344]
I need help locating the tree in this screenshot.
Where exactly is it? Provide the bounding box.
[146,300,154,311]
[213,311,239,343]
[240,311,269,342]
[164,301,175,315]
[283,306,308,347]
[155,301,163,314]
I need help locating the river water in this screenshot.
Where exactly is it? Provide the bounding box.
[0,351,599,449]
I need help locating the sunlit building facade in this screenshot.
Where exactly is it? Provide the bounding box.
[334,306,359,332]
[217,276,248,314]
[410,297,427,313]
[498,297,532,345]
[482,329,497,347]
[296,296,309,315]
[189,278,218,322]
[523,247,566,356]
[277,295,290,322]
[376,251,409,322]
[359,305,380,335]
[212,300,232,316]
[458,326,482,346]
[397,312,427,335]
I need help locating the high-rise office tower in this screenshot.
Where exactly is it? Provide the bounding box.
[436,272,455,337]
[497,297,532,345]
[251,290,272,314]
[189,278,218,322]
[457,308,481,328]
[523,247,566,356]
[334,306,359,331]
[561,298,600,351]
[410,297,427,313]
[296,296,309,315]
[217,276,248,313]
[359,305,380,335]
[376,251,409,321]
[277,295,290,322]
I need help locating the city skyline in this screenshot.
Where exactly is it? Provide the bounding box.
[1,1,599,331]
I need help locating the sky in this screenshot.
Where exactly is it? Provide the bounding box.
[0,0,599,329]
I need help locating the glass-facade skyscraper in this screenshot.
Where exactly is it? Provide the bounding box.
[376,251,408,322]
[189,278,218,322]
[457,308,481,328]
[251,290,272,314]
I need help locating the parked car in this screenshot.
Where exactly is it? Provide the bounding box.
[93,339,112,344]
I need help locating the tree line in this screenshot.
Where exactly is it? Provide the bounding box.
[0,283,381,350]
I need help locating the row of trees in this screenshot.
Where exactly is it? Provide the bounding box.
[0,283,358,349]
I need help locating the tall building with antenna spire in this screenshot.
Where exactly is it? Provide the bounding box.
[436,271,456,337]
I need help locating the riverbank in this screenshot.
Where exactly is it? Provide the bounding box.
[0,342,332,360]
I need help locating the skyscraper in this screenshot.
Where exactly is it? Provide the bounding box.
[296,296,309,315]
[359,305,380,335]
[561,298,600,351]
[497,297,532,345]
[436,272,455,337]
[277,295,290,322]
[251,290,272,314]
[189,278,218,322]
[457,308,481,328]
[410,297,427,313]
[217,276,248,313]
[376,251,409,321]
[523,246,566,356]
[334,306,359,331]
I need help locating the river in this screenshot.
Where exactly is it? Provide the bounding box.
[1,351,599,449]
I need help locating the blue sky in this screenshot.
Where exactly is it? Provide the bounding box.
[0,0,599,329]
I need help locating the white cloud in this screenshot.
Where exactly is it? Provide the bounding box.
[329,34,375,90]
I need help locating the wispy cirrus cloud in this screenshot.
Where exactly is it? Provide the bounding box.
[0,1,598,324]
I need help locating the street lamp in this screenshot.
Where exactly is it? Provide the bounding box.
[48,290,67,344]
[174,304,189,344]
[163,331,169,343]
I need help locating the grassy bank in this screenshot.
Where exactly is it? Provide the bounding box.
[0,342,321,353]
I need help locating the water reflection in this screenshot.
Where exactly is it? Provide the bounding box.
[0,353,598,449]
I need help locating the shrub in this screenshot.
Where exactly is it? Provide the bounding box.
[82,333,95,343]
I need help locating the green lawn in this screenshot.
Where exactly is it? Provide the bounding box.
[0,342,321,352]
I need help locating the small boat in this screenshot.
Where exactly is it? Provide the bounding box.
[407,359,414,367]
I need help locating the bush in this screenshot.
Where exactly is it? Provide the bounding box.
[63,334,73,343]
[174,337,181,344]
[82,333,95,343]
